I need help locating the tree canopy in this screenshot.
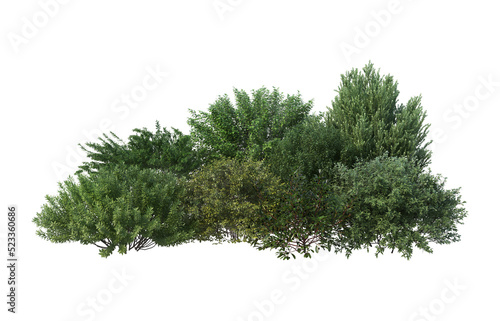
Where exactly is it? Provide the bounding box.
[34,63,467,260]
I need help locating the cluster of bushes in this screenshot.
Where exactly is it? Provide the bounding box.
[33,63,467,259]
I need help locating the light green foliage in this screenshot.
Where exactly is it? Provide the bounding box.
[187,87,313,162]
[332,154,467,259]
[326,62,431,169]
[33,165,193,257]
[184,157,283,243]
[78,121,202,178]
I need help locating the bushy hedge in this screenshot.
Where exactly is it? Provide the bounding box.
[34,63,467,259]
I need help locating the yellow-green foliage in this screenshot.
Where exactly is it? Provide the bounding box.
[184,157,283,243]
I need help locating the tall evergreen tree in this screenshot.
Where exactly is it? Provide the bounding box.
[326,62,431,169]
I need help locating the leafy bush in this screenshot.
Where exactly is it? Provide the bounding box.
[184,157,283,243]
[33,165,193,257]
[332,154,467,259]
[188,87,313,162]
[34,63,467,260]
[78,121,202,178]
[264,114,344,181]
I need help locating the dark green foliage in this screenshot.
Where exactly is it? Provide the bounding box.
[184,157,283,243]
[332,154,467,259]
[187,87,313,162]
[326,62,431,169]
[250,172,352,260]
[264,114,344,181]
[34,64,467,260]
[33,165,193,257]
[78,121,202,178]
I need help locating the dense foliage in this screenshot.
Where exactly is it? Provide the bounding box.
[34,63,467,260]
[187,87,313,162]
[250,172,353,259]
[33,165,193,257]
[184,157,283,243]
[332,155,466,259]
[326,62,431,169]
[78,121,202,178]
[264,114,344,181]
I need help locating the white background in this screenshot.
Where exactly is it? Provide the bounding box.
[1,1,499,320]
